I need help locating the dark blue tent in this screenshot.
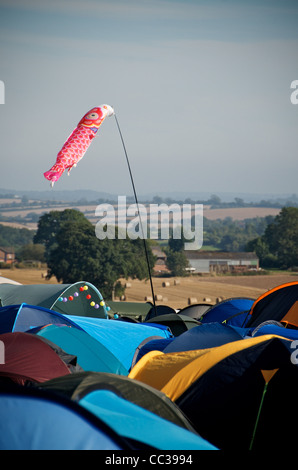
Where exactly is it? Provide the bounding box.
[131,337,173,368]
[200,298,255,327]
[0,303,82,334]
[0,387,134,450]
[131,323,246,367]
[163,323,245,353]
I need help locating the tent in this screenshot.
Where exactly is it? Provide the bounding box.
[106,300,153,320]
[200,297,255,327]
[67,315,173,370]
[38,371,197,433]
[144,305,177,321]
[162,323,245,353]
[0,387,134,450]
[131,337,173,368]
[129,334,298,450]
[178,303,212,320]
[0,332,81,385]
[131,323,245,367]
[145,313,201,336]
[35,324,128,375]
[251,321,298,341]
[0,303,83,334]
[0,282,108,318]
[246,281,298,329]
[0,276,21,285]
[37,371,216,450]
[79,388,216,450]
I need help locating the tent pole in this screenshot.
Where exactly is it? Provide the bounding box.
[114,113,157,315]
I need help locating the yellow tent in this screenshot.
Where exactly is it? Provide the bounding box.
[129,334,298,450]
[129,335,291,402]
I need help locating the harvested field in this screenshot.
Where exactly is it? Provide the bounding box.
[203,206,281,220]
[118,273,298,310]
[1,269,297,310]
[0,268,58,285]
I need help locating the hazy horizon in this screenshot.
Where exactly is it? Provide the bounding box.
[0,0,297,198]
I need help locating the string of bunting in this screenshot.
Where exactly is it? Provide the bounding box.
[57,285,110,311]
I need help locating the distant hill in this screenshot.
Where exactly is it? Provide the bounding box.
[0,188,119,203]
[0,188,297,206]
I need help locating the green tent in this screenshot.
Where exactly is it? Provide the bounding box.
[145,313,201,336]
[38,371,197,433]
[0,282,108,319]
[106,301,153,320]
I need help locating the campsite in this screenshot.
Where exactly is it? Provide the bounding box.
[1,270,298,450]
[1,0,297,454]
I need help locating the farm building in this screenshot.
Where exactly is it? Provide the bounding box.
[0,247,15,265]
[152,246,170,274]
[185,251,259,274]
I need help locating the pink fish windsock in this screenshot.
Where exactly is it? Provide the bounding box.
[44,104,114,186]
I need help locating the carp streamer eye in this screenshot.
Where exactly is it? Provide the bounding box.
[86,112,99,120]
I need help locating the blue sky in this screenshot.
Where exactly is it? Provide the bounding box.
[0,0,297,198]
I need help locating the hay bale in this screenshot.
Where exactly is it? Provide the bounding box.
[188,297,197,305]
[145,296,153,302]
[174,279,180,285]
[125,282,132,288]
[203,297,211,303]
[162,281,170,287]
[155,294,163,301]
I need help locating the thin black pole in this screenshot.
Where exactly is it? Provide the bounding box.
[114,113,157,315]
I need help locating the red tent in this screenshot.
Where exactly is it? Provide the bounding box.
[0,332,80,385]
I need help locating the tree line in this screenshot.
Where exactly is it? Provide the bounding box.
[247,207,298,269]
[202,216,275,252]
[33,209,156,298]
[2,207,298,296]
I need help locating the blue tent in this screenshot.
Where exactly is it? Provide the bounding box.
[251,323,298,341]
[131,337,173,368]
[131,323,246,366]
[68,315,173,370]
[79,388,217,450]
[200,298,255,327]
[0,388,131,450]
[35,324,128,375]
[163,323,245,353]
[0,303,82,334]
